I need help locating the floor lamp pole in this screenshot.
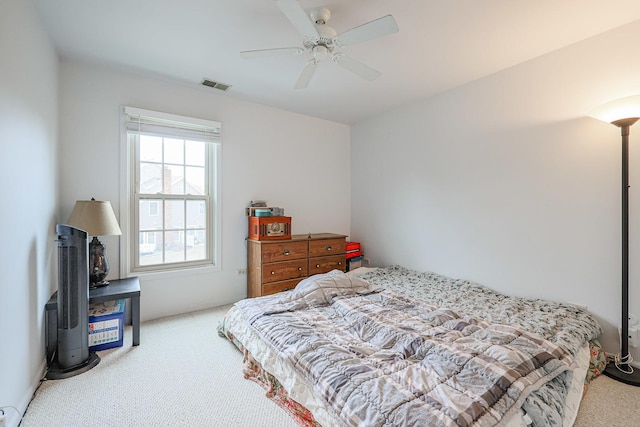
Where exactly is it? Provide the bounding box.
[603,118,640,386]
[620,122,629,370]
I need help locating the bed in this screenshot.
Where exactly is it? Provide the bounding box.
[218,265,605,427]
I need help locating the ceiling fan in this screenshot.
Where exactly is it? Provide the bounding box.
[240,0,399,89]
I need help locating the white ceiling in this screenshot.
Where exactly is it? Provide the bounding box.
[34,0,640,125]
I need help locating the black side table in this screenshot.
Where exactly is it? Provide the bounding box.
[46,277,141,364]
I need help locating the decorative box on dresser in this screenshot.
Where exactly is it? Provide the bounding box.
[247,233,347,298]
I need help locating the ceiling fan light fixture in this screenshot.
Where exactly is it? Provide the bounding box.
[312,45,329,59]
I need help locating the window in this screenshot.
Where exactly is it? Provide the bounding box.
[124,107,221,273]
[148,201,159,216]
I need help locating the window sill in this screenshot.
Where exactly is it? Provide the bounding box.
[126,263,221,281]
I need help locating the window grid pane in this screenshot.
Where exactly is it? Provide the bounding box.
[136,195,208,267]
[132,126,215,271]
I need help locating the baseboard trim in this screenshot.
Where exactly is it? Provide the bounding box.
[7,359,48,427]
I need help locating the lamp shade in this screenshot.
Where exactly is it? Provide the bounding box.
[589,94,640,124]
[67,199,122,236]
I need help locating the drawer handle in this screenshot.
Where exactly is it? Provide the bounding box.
[316,264,320,268]
[338,262,342,265]
[298,267,302,271]
[326,246,332,251]
[271,271,275,275]
[283,249,290,255]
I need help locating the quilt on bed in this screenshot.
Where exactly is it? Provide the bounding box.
[229,268,600,427]
[360,266,603,426]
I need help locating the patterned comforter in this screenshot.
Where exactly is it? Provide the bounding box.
[228,267,602,426]
[360,266,603,426]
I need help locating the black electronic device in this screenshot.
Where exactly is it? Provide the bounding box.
[46,224,99,379]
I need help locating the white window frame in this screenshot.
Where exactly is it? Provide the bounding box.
[120,106,222,277]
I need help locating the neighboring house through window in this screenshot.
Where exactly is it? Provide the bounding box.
[122,107,221,273]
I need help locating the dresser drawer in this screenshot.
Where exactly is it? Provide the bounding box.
[309,255,346,275]
[262,259,308,283]
[309,238,345,257]
[262,279,301,296]
[248,233,347,298]
[261,240,308,263]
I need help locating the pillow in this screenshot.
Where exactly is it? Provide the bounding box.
[345,266,378,277]
[237,270,379,323]
[292,269,377,307]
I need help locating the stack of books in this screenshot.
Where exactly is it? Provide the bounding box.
[346,241,363,271]
[245,200,285,217]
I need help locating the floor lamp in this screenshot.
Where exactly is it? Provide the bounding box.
[590,94,640,386]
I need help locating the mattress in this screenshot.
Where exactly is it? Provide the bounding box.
[219,266,603,426]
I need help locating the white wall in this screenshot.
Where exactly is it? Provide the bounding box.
[351,20,640,361]
[59,61,351,321]
[0,1,59,425]
[7,2,637,421]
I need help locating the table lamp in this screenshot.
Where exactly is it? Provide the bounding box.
[67,198,122,288]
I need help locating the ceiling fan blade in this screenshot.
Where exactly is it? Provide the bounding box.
[333,54,381,81]
[275,0,320,40]
[333,15,399,47]
[294,60,317,89]
[240,47,304,59]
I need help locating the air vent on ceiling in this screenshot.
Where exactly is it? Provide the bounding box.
[201,79,231,91]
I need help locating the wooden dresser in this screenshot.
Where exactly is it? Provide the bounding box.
[247,233,347,297]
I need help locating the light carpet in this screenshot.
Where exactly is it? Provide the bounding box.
[574,370,640,426]
[21,305,640,426]
[21,304,297,427]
